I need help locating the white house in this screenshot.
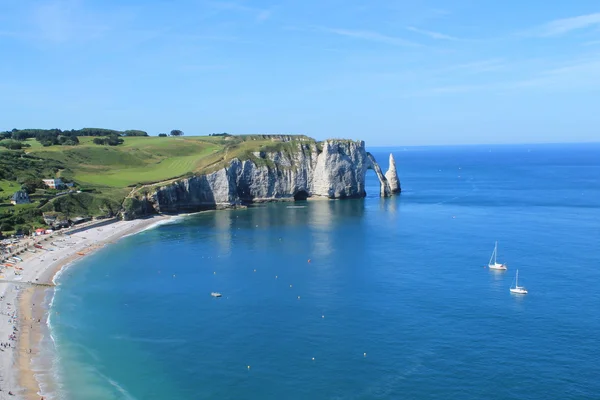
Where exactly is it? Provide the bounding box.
[42,178,64,189]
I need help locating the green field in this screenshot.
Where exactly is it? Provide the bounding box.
[0,180,19,196]
[26,136,223,187]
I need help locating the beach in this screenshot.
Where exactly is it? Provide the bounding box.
[0,215,170,399]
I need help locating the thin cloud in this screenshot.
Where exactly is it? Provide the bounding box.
[412,56,600,97]
[208,1,252,12]
[256,9,272,23]
[178,64,229,72]
[209,1,273,23]
[514,58,600,89]
[529,12,600,37]
[442,59,506,73]
[323,28,419,47]
[406,26,457,40]
[409,83,500,97]
[17,0,137,45]
[430,8,451,16]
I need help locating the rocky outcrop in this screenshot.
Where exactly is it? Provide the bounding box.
[313,140,370,198]
[122,139,400,219]
[385,154,401,194]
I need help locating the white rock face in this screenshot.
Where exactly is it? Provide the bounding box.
[385,153,401,193]
[312,140,370,198]
[126,139,399,217]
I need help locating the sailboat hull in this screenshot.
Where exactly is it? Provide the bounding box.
[510,287,528,294]
[488,263,507,270]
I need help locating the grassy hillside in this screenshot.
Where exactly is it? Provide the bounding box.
[26,136,223,187]
[0,134,316,234]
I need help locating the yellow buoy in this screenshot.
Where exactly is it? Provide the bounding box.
[247,365,250,369]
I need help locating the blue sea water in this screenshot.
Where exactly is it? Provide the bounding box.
[49,144,600,400]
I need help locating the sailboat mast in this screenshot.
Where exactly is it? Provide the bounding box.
[516,270,519,287]
[494,241,498,264]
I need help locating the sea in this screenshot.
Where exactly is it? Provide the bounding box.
[41,143,600,400]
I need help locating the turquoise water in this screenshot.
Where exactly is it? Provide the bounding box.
[49,144,600,399]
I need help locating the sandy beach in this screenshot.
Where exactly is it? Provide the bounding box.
[0,215,171,399]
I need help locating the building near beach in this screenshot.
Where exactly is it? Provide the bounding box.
[42,178,64,189]
[43,212,69,228]
[10,190,30,205]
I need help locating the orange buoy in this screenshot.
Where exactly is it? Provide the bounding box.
[307,259,311,263]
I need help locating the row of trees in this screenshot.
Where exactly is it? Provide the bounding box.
[158,130,185,137]
[0,129,197,146]
[0,128,148,147]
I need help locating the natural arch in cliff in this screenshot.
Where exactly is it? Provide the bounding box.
[366,153,391,197]
[294,190,309,201]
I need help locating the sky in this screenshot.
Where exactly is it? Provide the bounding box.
[1,0,600,145]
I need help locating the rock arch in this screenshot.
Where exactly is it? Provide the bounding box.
[366,153,392,197]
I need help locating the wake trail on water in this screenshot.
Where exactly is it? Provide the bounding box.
[109,334,188,344]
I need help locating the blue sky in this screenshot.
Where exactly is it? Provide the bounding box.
[1,0,600,145]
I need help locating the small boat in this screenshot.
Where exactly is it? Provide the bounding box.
[488,241,507,270]
[11,256,23,262]
[210,292,222,298]
[510,270,528,294]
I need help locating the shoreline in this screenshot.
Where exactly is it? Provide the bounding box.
[0,214,172,400]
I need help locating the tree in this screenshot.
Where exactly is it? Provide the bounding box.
[93,135,123,146]
[0,139,27,150]
[20,178,45,194]
[123,130,148,137]
[158,133,167,137]
[170,129,184,137]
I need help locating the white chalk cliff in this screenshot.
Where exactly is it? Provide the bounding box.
[123,139,400,219]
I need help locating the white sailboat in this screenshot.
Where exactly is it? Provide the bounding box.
[510,270,528,294]
[488,241,507,270]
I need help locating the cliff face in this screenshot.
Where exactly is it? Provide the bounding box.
[123,139,400,219]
